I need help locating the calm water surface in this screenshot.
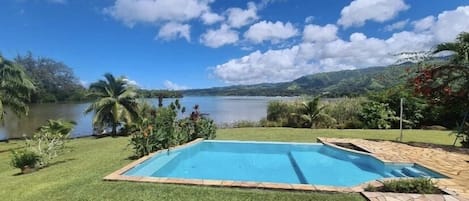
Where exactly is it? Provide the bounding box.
[0,96,296,140]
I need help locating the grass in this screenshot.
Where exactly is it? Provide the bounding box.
[217,128,459,145]
[0,128,458,201]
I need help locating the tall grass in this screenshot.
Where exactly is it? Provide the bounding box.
[265,97,366,129]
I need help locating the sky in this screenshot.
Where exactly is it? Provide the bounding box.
[1,0,468,90]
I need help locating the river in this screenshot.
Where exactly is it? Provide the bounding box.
[0,96,297,140]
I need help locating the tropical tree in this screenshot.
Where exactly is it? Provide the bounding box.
[15,52,86,103]
[433,32,469,65]
[0,55,35,121]
[85,73,139,136]
[413,32,469,146]
[294,96,330,128]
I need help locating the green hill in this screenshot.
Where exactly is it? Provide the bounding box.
[183,64,415,97]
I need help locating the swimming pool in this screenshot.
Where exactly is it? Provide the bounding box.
[122,140,445,187]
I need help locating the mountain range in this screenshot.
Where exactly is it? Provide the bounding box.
[183,64,416,97]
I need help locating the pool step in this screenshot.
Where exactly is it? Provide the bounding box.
[126,152,181,176]
[402,167,428,177]
[390,170,407,177]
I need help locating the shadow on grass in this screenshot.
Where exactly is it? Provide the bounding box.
[92,133,130,139]
[12,158,77,176]
[126,155,140,160]
[0,146,26,153]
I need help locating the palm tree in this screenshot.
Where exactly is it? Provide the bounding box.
[0,55,35,121]
[296,96,327,128]
[85,73,139,136]
[433,32,469,64]
[36,119,76,137]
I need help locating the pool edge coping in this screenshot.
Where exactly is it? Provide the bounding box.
[103,138,449,194]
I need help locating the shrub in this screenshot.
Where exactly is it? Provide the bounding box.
[266,98,338,128]
[359,101,397,129]
[129,101,216,157]
[368,86,427,128]
[232,120,260,128]
[10,149,41,171]
[323,97,364,128]
[267,100,294,125]
[194,118,217,139]
[25,119,75,166]
[365,178,440,194]
[259,118,283,127]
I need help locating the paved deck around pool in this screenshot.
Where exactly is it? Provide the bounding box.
[362,192,469,201]
[318,137,469,199]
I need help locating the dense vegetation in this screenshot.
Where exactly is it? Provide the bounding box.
[14,53,87,103]
[365,178,439,194]
[3,53,183,104]
[128,100,216,157]
[138,89,183,98]
[0,55,35,121]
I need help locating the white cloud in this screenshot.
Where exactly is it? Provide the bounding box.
[244,21,298,44]
[200,24,239,48]
[201,11,224,25]
[213,31,432,84]
[226,2,258,28]
[79,80,89,88]
[104,0,211,26]
[157,22,191,41]
[304,16,314,23]
[213,5,469,85]
[412,16,435,32]
[431,6,469,42]
[123,78,139,86]
[213,47,318,85]
[383,19,409,31]
[338,0,409,28]
[303,24,338,43]
[164,80,188,90]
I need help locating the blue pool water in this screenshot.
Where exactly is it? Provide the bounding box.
[124,141,445,187]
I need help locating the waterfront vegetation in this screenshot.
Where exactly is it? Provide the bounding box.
[128,100,216,157]
[0,128,458,201]
[0,31,468,200]
[0,55,35,121]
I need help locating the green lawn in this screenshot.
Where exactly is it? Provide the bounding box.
[217,128,458,145]
[0,128,457,201]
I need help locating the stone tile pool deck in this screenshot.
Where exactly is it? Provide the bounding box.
[104,138,469,200]
[318,137,469,199]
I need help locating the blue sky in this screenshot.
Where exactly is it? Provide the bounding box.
[1,0,468,89]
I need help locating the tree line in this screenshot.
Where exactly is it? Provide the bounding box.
[2,52,182,104]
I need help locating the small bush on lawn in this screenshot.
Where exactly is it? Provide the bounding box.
[26,119,76,166]
[10,149,41,172]
[9,119,75,173]
[365,178,440,194]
